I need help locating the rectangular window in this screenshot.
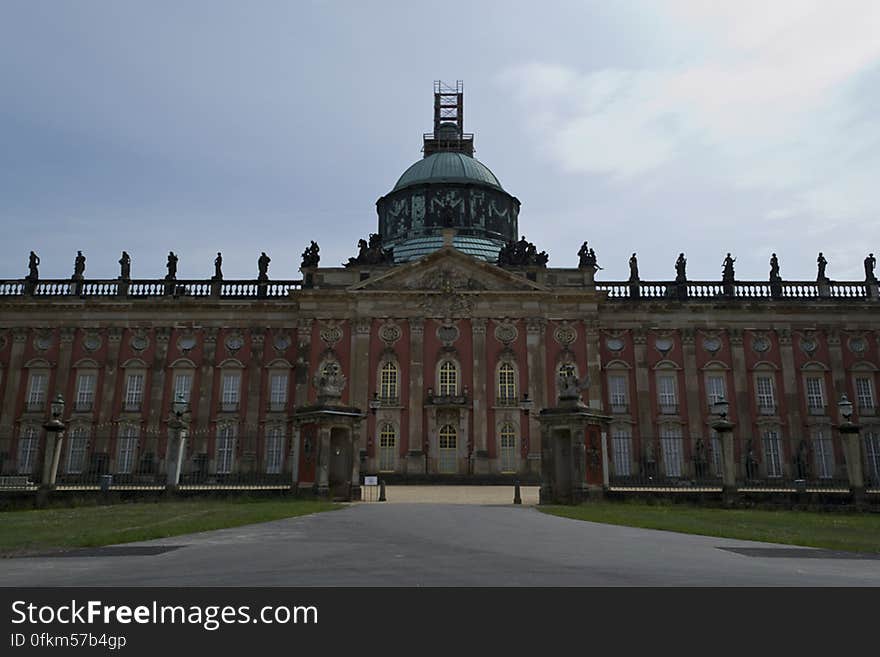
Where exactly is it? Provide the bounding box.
[66,426,89,474]
[216,425,237,474]
[763,429,783,478]
[660,425,683,477]
[269,372,288,411]
[710,431,723,478]
[75,373,96,411]
[866,432,880,486]
[609,375,628,412]
[756,376,776,414]
[173,372,192,404]
[805,377,826,415]
[265,426,284,474]
[380,363,399,402]
[611,427,632,476]
[812,429,834,479]
[221,372,240,411]
[27,372,47,411]
[855,377,875,413]
[657,375,678,414]
[17,427,39,475]
[124,373,144,411]
[706,374,726,411]
[116,425,139,474]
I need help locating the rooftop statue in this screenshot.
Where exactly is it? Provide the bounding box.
[722,253,736,283]
[118,251,131,280]
[769,253,781,282]
[72,251,86,281]
[865,253,877,283]
[674,252,687,283]
[345,233,394,267]
[577,241,602,271]
[213,252,223,281]
[26,251,40,281]
[497,235,549,268]
[166,251,178,281]
[301,241,320,269]
[817,252,829,282]
[258,252,271,281]
[628,253,640,282]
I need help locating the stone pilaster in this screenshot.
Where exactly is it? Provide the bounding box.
[242,328,265,473]
[632,329,654,474]
[471,317,488,473]
[0,329,29,472]
[146,328,171,469]
[728,329,751,480]
[681,328,702,476]
[316,425,331,496]
[826,329,847,408]
[526,318,547,473]
[97,327,124,428]
[294,319,313,407]
[195,328,219,458]
[406,319,425,473]
[350,318,372,468]
[55,328,76,399]
[584,322,603,410]
[777,328,803,475]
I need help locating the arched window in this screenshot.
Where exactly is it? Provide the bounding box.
[497,363,517,405]
[438,424,457,473]
[438,361,459,397]
[499,423,517,473]
[378,423,397,472]
[380,362,399,402]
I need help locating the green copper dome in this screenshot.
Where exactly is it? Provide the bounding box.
[392,152,503,192]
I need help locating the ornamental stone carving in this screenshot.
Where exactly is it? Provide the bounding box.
[605,336,625,352]
[848,335,867,354]
[225,333,244,353]
[273,334,292,351]
[379,321,402,346]
[494,321,518,345]
[654,336,673,354]
[34,332,52,351]
[702,335,721,353]
[436,323,460,346]
[319,323,343,347]
[177,334,197,352]
[751,334,770,353]
[553,323,577,347]
[130,334,149,352]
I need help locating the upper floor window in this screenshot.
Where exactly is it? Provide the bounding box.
[855,376,876,413]
[497,363,517,405]
[27,372,47,411]
[805,376,826,415]
[608,375,628,412]
[706,374,726,410]
[124,372,144,411]
[438,361,459,397]
[269,372,288,411]
[173,372,192,404]
[75,372,96,412]
[657,374,678,414]
[380,362,399,402]
[756,375,776,414]
[221,371,241,412]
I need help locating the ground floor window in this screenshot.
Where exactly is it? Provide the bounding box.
[611,427,632,476]
[763,429,783,478]
[379,424,397,472]
[812,430,834,479]
[116,425,139,474]
[66,427,89,474]
[266,426,284,474]
[17,427,39,475]
[660,425,683,478]
[499,423,517,473]
[217,425,237,474]
[438,424,457,474]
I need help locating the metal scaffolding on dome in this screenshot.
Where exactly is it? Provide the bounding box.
[423,80,474,157]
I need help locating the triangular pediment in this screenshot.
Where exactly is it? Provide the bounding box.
[348,246,548,292]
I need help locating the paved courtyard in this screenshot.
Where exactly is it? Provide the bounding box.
[1,501,879,587]
[362,485,539,504]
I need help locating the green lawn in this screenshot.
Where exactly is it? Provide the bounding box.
[0,498,338,556]
[540,502,880,553]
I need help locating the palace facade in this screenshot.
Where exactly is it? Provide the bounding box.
[1,82,879,494]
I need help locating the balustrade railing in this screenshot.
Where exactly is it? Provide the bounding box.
[595,279,874,301]
[0,278,303,298]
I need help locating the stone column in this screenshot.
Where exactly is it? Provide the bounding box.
[681,328,703,477]
[632,329,654,475]
[407,319,425,474]
[728,329,752,480]
[526,318,547,475]
[242,328,265,474]
[777,328,803,477]
[316,425,331,496]
[584,323,603,410]
[471,318,489,474]
[0,329,28,473]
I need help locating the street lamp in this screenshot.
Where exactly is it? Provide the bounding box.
[166,393,190,490]
[710,396,736,504]
[836,393,864,504]
[41,394,67,492]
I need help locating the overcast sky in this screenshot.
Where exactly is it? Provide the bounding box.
[1,1,878,282]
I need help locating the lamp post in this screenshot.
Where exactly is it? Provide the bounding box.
[166,393,190,491]
[710,397,737,505]
[837,393,865,505]
[40,394,67,497]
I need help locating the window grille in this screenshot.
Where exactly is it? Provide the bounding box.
[27,372,47,410]
[864,432,880,486]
